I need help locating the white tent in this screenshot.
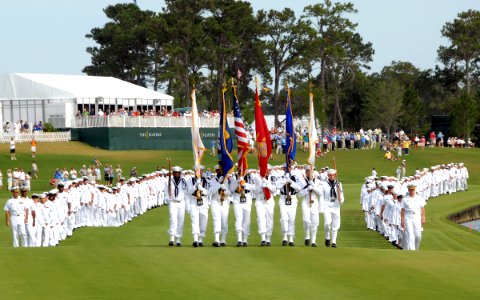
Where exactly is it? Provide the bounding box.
[0,73,174,128]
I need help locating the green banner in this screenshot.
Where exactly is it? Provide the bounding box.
[71,128,236,150]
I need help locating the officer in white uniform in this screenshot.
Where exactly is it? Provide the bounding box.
[186,166,210,247]
[164,166,188,246]
[298,165,323,247]
[401,183,426,251]
[20,187,36,247]
[320,169,344,248]
[4,187,29,247]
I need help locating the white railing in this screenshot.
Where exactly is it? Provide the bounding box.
[0,131,71,143]
[71,115,234,128]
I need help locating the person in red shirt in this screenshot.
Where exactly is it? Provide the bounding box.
[429,131,436,147]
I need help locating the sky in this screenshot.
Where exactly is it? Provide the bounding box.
[0,0,479,76]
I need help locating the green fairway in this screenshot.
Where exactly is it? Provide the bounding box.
[0,142,479,299]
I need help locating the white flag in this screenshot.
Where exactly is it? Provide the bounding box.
[191,89,205,168]
[308,92,318,166]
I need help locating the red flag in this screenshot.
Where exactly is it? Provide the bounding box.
[254,84,272,199]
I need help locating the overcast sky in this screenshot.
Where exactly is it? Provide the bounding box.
[1,0,479,76]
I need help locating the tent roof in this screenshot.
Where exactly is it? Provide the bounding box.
[0,73,174,101]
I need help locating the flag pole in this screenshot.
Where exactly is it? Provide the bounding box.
[332,156,342,203]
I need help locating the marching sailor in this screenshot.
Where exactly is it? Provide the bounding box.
[208,165,231,247]
[277,163,300,246]
[164,166,188,247]
[321,169,344,248]
[187,166,211,247]
[298,165,323,247]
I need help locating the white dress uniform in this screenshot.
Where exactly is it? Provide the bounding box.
[164,170,188,246]
[297,175,323,246]
[252,173,276,245]
[33,198,44,247]
[186,176,210,246]
[401,191,426,251]
[209,174,231,245]
[229,174,254,246]
[320,177,344,247]
[4,195,29,247]
[22,195,36,247]
[276,173,300,245]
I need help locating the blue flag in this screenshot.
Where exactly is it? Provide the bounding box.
[285,87,296,172]
[219,87,234,176]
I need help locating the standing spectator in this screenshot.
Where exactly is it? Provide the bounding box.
[70,167,77,180]
[53,168,62,186]
[31,138,37,158]
[31,161,38,179]
[0,169,3,190]
[130,167,137,177]
[3,122,10,133]
[10,137,16,160]
[94,166,101,182]
[79,165,87,177]
[437,132,444,147]
[7,169,13,190]
[429,131,436,147]
[115,165,123,182]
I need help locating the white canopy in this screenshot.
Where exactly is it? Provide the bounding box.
[0,73,174,104]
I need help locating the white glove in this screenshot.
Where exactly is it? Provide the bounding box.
[200,187,207,195]
[308,180,314,185]
[220,184,226,190]
[262,182,267,188]
[286,178,293,184]
[165,198,171,204]
[308,185,314,191]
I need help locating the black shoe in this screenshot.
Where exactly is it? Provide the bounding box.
[311,243,317,247]
[289,242,295,247]
[242,242,248,247]
[212,242,219,247]
[220,243,226,247]
[237,241,242,247]
[282,240,288,246]
[331,243,337,248]
[261,241,266,247]
[198,242,204,247]
[176,242,182,247]
[169,241,174,247]
[266,242,271,247]
[304,239,310,246]
[391,241,397,247]
[193,241,198,248]
[325,239,331,247]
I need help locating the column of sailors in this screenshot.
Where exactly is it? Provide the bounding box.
[165,164,344,248]
[360,163,469,251]
[4,171,169,247]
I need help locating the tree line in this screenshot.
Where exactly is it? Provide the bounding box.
[83,0,480,142]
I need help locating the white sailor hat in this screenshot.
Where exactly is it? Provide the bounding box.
[407,183,417,189]
[40,193,47,198]
[304,165,311,171]
[129,177,137,182]
[194,165,205,171]
[172,166,183,172]
[31,193,39,198]
[214,164,221,170]
[48,189,58,195]
[327,169,337,175]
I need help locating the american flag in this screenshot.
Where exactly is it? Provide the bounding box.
[232,86,249,176]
